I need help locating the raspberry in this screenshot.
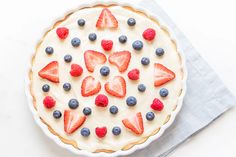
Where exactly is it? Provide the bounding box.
[70,64,83,77]
[128,69,140,80]
[142,28,156,41]
[95,127,107,138]
[43,96,56,109]
[95,94,109,107]
[101,40,113,51]
[151,98,164,111]
[56,27,69,39]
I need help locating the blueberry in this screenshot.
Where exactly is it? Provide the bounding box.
[68,99,79,109]
[42,84,50,92]
[64,54,72,63]
[141,57,150,65]
[88,33,97,41]
[155,48,165,56]
[63,83,71,91]
[109,106,118,114]
[77,19,85,26]
[132,40,143,50]
[83,107,92,116]
[146,112,155,121]
[81,127,90,137]
[53,110,62,119]
[160,88,169,97]
[138,84,146,92]
[126,96,137,106]
[100,66,110,76]
[112,126,121,136]
[119,35,127,43]
[127,18,136,26]
[71,37,81,47]
[45,46,54,55]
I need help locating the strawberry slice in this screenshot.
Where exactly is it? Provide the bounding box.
[104,76,126,98]
[108,51,131,72]
[38,61,59,83]
[154,63,175,87]
[122,112,144,135]
[96,8,118,28]
[64,110,86,134]
[84,50,107,72]
[81,76,101,97]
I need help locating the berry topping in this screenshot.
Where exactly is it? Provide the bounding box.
[84,50,107,72]
[63,83,71,91]
[95,94,109,107]
[141,57,150,65]
[128,69,140,80]
[64,110,86,134]
[127,18,136,26]
[108,51,131,72]
[101,39,113,51]
[77,19,85,26]
[38,61,59,83]
[142,28,156,41]
[112,126,121,136]
[122,112,144,135]
[56,27,69,39]
[138,84,146,92]
[42,84,50,92]
[70,64,83,77]
[96,8,118,28]
[53,110,62,119]
[151,98,164,111]
[132,40,143,50]
[64,54,72,63]
[156,48,165,56]
[88,33,97,41]
[43,96,56,109]
[95,127,107,138]
[100,66,110,76]
[119,35,127,43]
[146,112,155,121]
[160,88,169,97]
[109,105,118,114]
[126,96,137,106]
[71,37,81,47]
[45,46,54,55]
[81,127,90,137]
[105,76,126,98]
[154,63,175,87]
[83,107,92,116]
[68,99,79,109]
[81,76,101,97]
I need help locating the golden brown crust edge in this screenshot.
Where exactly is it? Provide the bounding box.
[29,4,184,153]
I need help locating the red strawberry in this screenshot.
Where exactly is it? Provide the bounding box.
[142,28,156,41]
[84,50,107,72]
[43,96,56,109]
[154,63,175,87]
[64,110,86,134]
[56,27,69,39]
[122,112,144,135]
[101,40,113,51]
[105,76,126,98]
[95,127,107,138]
[151,98,164,111]
[95,94,109,107]
[81,76,101,97]
[96,8,118,28]
[128,69,140,80]
[70,64,83,77]
[38,61,59,83]
[108,51,131,72]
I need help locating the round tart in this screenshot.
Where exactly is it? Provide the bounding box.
[28,4,186,155]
